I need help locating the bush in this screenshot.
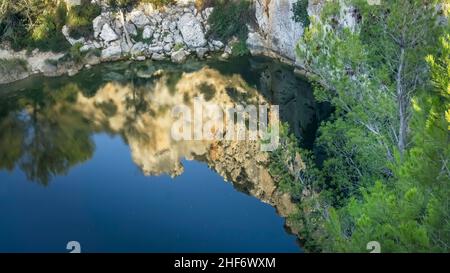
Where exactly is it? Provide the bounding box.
[69,42,84,63]
[108,0,137,9]
[108,0,175,9]
[173,43,184,51]
[31,10,70,52]
[0,1,70,52]
[195,0,215,11]
[143,0,176,8]
[292,0,310,27]
[0,58,28,71]
[67,0,101,38]
[208,0,252,42]
[231,39,249,56]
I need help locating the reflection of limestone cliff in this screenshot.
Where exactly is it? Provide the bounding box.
[72,66,297,217]
[0,59,321,234]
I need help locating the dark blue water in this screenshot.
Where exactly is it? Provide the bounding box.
[0,134,299,253]
[0,57,321,252]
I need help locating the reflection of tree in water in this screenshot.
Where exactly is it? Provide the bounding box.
[0,114,25,171]
[0,83,95,185]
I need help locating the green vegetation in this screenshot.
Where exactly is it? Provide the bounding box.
[208,0,252,56]
[108,0,175,9]
[292,0,310,27]
[231,39,250,56]
[68,42,84,63]
[173,43,184,51]
[67,0,101,38]
[0,58,27,71]
[0,0,70,52]
[271,0,449,252]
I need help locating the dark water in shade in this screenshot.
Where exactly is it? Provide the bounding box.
[0,56,324,253]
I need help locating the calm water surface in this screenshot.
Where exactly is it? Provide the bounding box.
[0,56,324,252]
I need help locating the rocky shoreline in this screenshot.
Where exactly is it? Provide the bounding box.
[0,2,231,85]
[0,0,324,85]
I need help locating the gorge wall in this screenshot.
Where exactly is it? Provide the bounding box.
[247,0,305,63]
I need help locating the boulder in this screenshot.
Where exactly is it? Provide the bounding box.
[173,33,184,45]
[151,53,166,61]
[163,33,174,44]
[131,42,146,56]
[84,51,101,66]
[100,23,119,42]
[142,25,154,40]
[125,22,138,37]
[135,55,146,61]
[93,15,108,37]
[224,45,232,55]
[148,46,163,53]
[211,40,224,49]
[171,49,188,63]
[62,25,85,45]
[128,10,151,28]
[195,47,208,59]
[177,13,207,48]
[163,43,173,52]
[101,42,122,61]
[80,43,96,53]
[153,14,163,24]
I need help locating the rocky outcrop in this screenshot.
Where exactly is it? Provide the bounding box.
[247,0,304,62]
[247,0,358,66]
[66,2,218,65]
[0,48,68,84]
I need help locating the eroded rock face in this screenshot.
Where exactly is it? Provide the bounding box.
[247,0,304,62]
[177,13,207,48]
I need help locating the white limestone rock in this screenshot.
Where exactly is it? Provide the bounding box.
[177,13,207,48]
[100,23,119,42]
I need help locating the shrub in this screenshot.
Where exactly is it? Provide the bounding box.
[67,0,101,38]
[143,0,176,8]
[108,0,175,9]
[69,42,84,63]
[231,39,249,56]
[0,1,70,52]
[31,10,70,52]
[0,58,28,71]
[292,0,310,27]
[195,0,215,11]
[173,43,184,51]
[108,0,137,9]
[208,0,252,42]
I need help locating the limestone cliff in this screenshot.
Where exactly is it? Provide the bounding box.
[247,0,305,62]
